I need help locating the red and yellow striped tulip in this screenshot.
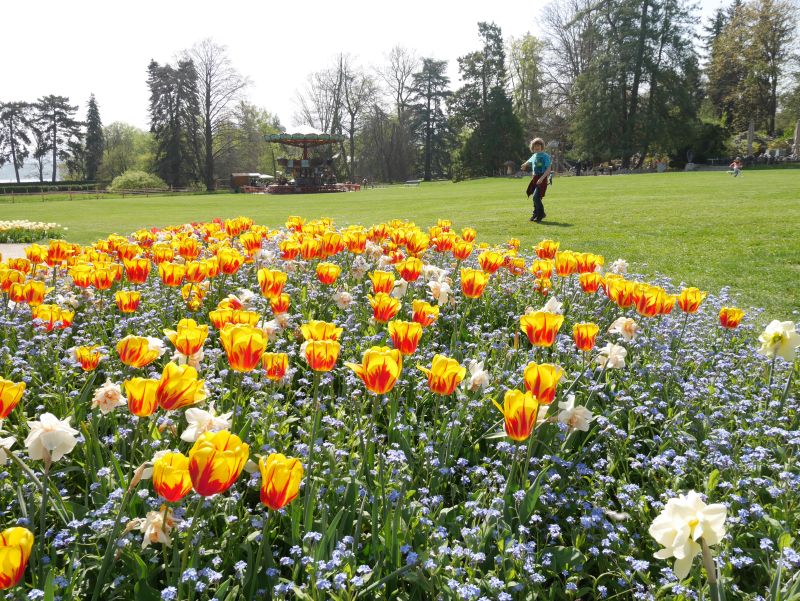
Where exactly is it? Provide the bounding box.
[345,346,403,394]
[395,257,423,282]
[45,240,72,266]
[573,323,600,352]
[151,244,175,264]
[520,311,564,347]
[176,237,201,261]
[575,252,604,274]
[279,239,301,260]
[303,340,340,372]
[344,229,367,254]
[90,266,116,290]
[412,300,439,327]
[554,251,578,277]
[461,227,477,242]
[270,293,291,314]
[300,320,342,341]
[217,247,244,275]
[188,430,249,497]
[164,319,208,357]
[388,320,423,356]
[522,362,564,405]
[0,527,34,590]
[451,239,473,261]
[719,307,745,329]
[369,270,395,294]
[0,379,24,419]
[579,272,603,294]
[183,260,209,284]
[604,277,636,309]
[31,304,74,331]
[460,268,490,299]
[534,239,559,260]
[116,335,162,368]
[259,454,303,510]
[158,262,185,287]
[114,290,141,313]
[261,352,289,381]
[477,250,504,274]
[316,262,341,285]
[74,345,102,371]
[405,231,430,256]
[152,452,192,502]
[368,293,401,323]
[219,323,269,372]
[156,363,207,411]
[257,268,287,300]
[678,287,707,314]
[123,257,151,284]
[124,378,159,416]
[418,354,466,395]
[493,389,539,442]
[68,263,93,288]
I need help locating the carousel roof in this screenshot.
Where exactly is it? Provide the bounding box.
[266,127,345,145]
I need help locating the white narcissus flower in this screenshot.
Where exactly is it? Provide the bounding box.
[466,360,489,392]
[377,255,393,269]
[391,278,409,299]
[258,320,281,340]
[609,258,628,274]
[596,343,627,369]
[145,337,167,358]
[364,242,383,262]
[608,317,640,341]
[350,256,369,280]
[181,406,233,442]
[141,450,170,480]
[428,280,452,305]
[171,349,205,369]
[648,490,727,580]
[541,297,564,314]
[557,396,593,432]
[757,320,800,362]
[0,436,15,465]
[333,291,353,310]
[274,312,291,329]
[138,506,176,549]
[25,413,80,462]
[91,379,127,415]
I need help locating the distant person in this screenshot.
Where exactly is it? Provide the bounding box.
[728,157,743,177]
[520,138,552,223]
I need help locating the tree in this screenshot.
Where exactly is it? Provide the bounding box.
[34,95,83,182]
[409,58,452,180]
[341,58,377,182]
[376,46,420,120]
[508,34,546,135]
[0,102,32,183]
[28,121,50,182]
[184,39,249,191]
[85,94,104,180]
[99,122,153,180]
[294,61,344,134]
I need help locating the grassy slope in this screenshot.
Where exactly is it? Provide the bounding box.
[2,170,798,318]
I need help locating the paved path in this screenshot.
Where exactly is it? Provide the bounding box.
[0,244,28,260]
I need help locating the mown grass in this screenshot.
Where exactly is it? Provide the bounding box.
[1,169,798,319]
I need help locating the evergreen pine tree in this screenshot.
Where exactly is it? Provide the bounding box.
[85,94,104,181]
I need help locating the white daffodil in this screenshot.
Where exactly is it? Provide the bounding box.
[0,437,15,465]
[466,360,489,392]
[333,290,354,310]
[137,505,176,549]
[144,337,167,358]
[25,413,80,463]
[391,278,409,299]
[428,280,452,305]
[171,349,205,369]
[541,297,564,314]
[91,379,127,415]
[557,396,593,432]
[350,256,370,280]
[596,343,627,369]
[609,258,628,274]
[757,320,800,362]
[608,317,640,341]
[648,490,727,580]
[181,406,233,442]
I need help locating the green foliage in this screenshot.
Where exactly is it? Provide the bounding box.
[108,170,168,191]
[85,94,104,181]
[98,122,154,180]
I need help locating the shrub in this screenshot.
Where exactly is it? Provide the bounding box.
[108,170,168,191]
[0,220,64,242]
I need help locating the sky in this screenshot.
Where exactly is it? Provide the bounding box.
[5,0,724,132]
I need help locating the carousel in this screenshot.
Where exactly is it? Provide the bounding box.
[264,127,360,194]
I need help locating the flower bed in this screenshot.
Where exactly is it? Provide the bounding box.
[0,220,64,243]
[0,217,798,600]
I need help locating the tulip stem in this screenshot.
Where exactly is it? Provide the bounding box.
[37,461,50,586]
[247,511,271,600]
[303,373,321,531]
[178,498,204,599]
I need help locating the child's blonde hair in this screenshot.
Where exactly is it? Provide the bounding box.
[529,138,545,151]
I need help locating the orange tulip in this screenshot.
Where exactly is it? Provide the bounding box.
[0,378,25,419]
[535,239,559,260]
[115,290,141,313]
[270,293,291,314]
[0,527,34,590]
[388,320,423,355]
[219,324,269,372]
[460,268,490,299]
[579,272,603,294]
[116,335,163,368]
[261,352,289,381]
[73,345,102,371]
[188,430,249,497]
[520,311,564,347]
[164,319,208,356]
[123,257,151,284]
[573,323,600,352]
[259,453,303,510]
[522,362,564,405]
[719,307,745,329]
[418,354,466,395]
[152,452,192,502]
[368,293,401,323]
[158,262,186,287]
[477,250,504,274]
[124,378,159,416]
[412,300,439,327]
[257,269,287,300]
[345,346,403,394]
[493,389,539,442]
[156,362,207,411]
[316,262,341,285]
[678,287,707,314]
[303,339,341,372]
[369,270,395,294]
[395,257,423,282]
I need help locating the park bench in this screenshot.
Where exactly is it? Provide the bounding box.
[404,179,421,186]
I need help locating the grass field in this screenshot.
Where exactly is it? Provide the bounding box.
[2,169,798,319]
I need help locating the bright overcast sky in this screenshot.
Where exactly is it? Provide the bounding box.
[6,0,723,131]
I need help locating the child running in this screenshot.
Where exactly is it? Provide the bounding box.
[521,138,552,222]
[728,156,743,177]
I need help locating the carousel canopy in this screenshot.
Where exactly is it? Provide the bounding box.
[266,126,345,147]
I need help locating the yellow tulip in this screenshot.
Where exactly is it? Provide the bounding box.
[345,346,403,394]
[259,454,304,510]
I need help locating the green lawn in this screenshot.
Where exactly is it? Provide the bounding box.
[2,170,799,319]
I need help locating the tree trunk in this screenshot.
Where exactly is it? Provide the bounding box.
[424,92,433,181]
[9,119,20,183]
[51,114,58,183]
[205,87,214,191]
[622,0,649,169]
